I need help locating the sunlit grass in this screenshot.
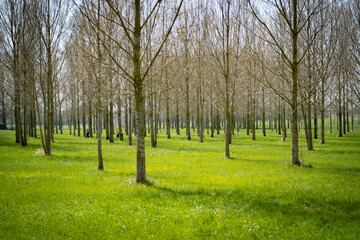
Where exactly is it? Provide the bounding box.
[0,124,359,239]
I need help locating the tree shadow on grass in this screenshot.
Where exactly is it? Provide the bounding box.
[151,183,360,224]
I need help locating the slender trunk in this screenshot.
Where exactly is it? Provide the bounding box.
[351,101,354,132]
[109,102,114,142]
[154,94,158,147]
[118,97,123,141]
[105,108,110,139]
[150,94,155,147]
[282,104,286,141]
[301,103,309,146]
[346,89,349,133]
[89,101,92,137]
[330,104,332,133]
[125,96,128,135]
[307,99,313,150]
[278,99,281,136]
[211,97,214,138]
[176,96,180,135]
[342,85,346,135]
[320,75,325,144]
[22,101,27,146]
[291,0,300,165]
[262,89,266,136]
[338,76,342,137]
[166,85,170,139]
[252,92,255,141]
[77,94,80,137]
[33,109,37,137]
[96,0,103,170]
[1,89,6,126]
[82,88,86,137]
[246,100,250,136]
[128,95,132,146]
[314,95,318,139]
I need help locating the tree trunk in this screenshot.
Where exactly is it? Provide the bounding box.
[291,0,300,165]
[82,88,86,137]
[278,99,281,136]
[96,0,103,170]
[150,94,155,147]
[252,93,256,141]
[1,87,6,126]
[176,96,180,135]
[105,108,110,139]
[166,85,170,139]
[342,85,346,135]
[128,95,132,146]
[125,96,128,136]
[77,94,81,137]
[246,100,250,136]
[307,99,313,150]
[109,102,114,142]
[282,104,286,141]
[262,89,266,137]
[301,103,309,146]
[320,75,325,144]
[89,101,92,137]
[211,100,214,138]
[118,97,123,141]
[216,111,220,135]
[134,0,146,183]
[154,93,158,147]
[338,76,342,137]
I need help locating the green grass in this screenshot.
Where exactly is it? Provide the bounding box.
[0,126,359,239]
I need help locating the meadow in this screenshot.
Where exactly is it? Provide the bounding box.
[0,125,359,239]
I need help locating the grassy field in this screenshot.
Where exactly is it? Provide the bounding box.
[0,126,359,239]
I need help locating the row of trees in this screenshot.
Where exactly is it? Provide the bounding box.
[1,0,359,183]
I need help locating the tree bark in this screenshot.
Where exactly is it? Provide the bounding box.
[290,0,300,165]
[96,0,103,170]
[109,102,114,142]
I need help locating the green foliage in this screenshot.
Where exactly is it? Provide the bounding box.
[0,127,359,239]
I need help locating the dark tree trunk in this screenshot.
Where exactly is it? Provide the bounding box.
[216,111,220,135]
[282,104,286,141]
[96,0,103,170]
[301,104,309,146]
[154,94,158,146]
[1,89,6,126]
[105,108,110,139]
[246,100,250,136]
[125,96,128,135]
[211,103,214,138]
[128,95,132,146]
[343,85,346,135]
[134,0,146,182]
[290,0,300,165]
[150,94,155,147]
[307,99,313,150]
[89,101,92,137]
[314,93,318,139]
[77,95,81,137]
[262,89,266,137]
[278,99,281,136]
[166,87,170,139]
[320,76,325,144]
[33,109,37,137]
[82,87,86,137]
[338,78,342,137]
[109,103,114,142]
[118,97,123,141]
[176,98,180,135]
